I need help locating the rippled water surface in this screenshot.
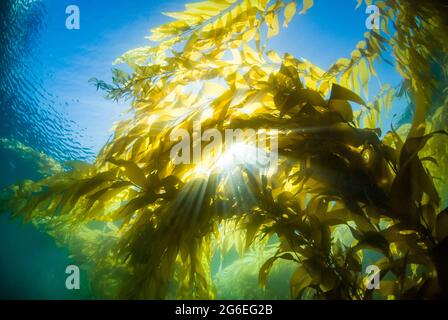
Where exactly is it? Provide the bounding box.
[1,0,92,161]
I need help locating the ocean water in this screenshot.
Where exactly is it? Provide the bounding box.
[0,0,419,299]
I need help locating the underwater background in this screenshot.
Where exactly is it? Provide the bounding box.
[0,0,439,299]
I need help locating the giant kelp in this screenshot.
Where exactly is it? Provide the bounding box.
[0,138,63,177]
[1,0,448,299]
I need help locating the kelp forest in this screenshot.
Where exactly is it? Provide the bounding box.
[1,0,448,300]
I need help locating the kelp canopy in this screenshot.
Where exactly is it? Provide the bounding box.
[1,0,448,299]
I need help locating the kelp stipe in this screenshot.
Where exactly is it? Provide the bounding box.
[1,0,448,299]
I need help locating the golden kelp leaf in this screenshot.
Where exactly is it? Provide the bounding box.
[242,44,263,65]
[331,58,351,72]
[202,82,227,97]
[266,50,282,64]
[259,256,277,289]
[328,99,354,122]
[70,173,116,206]
[283,1,297,27]
[290,265,312,299]
[266,12,279,39]
[330,83,366,106]
[113,47,152,67]
[249,0,269,11]
[148,20,190,42]
[359,58,370,98]
[185,0,231,16]
[86,181,131,205]
[107,158,148,188]
[399,131,448,167]
[242,27,257,42]
[297,89,326,106]
[300,0,313,14]
[117,191,158,218]
[163,11,204,25]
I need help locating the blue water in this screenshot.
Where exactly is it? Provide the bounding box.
[0,0,407,299]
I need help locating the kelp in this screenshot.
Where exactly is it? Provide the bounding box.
[1,0,448,299]
[214,247,296,299]
[0,138,63,177]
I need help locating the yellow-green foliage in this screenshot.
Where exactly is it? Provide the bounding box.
[421,105,448,208]
[1,0,448,299]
